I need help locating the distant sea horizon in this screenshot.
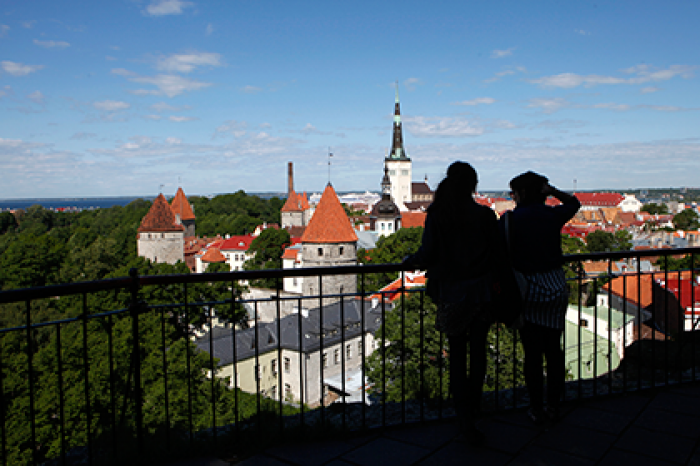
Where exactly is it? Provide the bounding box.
[0,192,289,211]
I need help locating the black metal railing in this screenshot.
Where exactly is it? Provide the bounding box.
[0,249,699,464]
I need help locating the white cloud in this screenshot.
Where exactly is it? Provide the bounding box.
[205,23,214,35]
[452,97,496,106]
[112,69,212,97]
[21,21,36,29]
[155,52,222,73]
[241,85,262,94]
[70,132,97,140]
[94,100,131,111]
[27,90,45,104]
[530,65,696,89]
[145,115,162,120]
[144,0,194,16]
[638,105,688,112]
[575,29,590,35]
[300,123,325,135]
[484,68,527,83]
[527,97,571,114]
[214,120,248,138]
[640,86,660,94]
[591,102,631,111]
[491,48,515,58]
[33,39,70,49]
[169,116,197,122]
[150,102,190,112]
[0,25,9,37]
[403,78,423,91]
[105,56,118,61]
[404,116,485,138]
[1,61,44,76]
[166,137,181,144]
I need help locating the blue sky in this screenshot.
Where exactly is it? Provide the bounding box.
[1,0,698,198]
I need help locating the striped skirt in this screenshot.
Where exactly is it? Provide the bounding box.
[522,268,569,330]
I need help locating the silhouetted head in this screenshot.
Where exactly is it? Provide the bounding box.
[429,161,478,214]
[510,171,548,205]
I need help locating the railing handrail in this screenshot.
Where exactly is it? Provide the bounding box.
[1,247,698,304]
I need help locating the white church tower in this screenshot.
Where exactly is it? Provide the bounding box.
[385,83,412,211]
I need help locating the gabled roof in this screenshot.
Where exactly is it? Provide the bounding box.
[299,192,311,210]
[369,272,427,303]
[301,184,358,244]
[219,235,255,251]
[201,247,226,263]
[138,194,185,232]
[658,277,700,314]
[411,182,433,195]
[603,270,698,309]
[281,190,304,212]
[401,211,427,228]
[170,187,195,221]
[575,192,625,207]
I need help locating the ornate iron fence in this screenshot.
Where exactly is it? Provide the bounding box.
[0,249,698,464]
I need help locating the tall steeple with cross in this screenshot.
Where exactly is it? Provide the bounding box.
[384,82,412,210]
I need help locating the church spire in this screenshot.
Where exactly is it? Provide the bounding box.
[387,81,410,161]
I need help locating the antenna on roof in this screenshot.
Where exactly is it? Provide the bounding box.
[159,184,164,194]
[573,179,577,193]
[328,147,333,185]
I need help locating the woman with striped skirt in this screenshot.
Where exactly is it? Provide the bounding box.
[503,171,580,423]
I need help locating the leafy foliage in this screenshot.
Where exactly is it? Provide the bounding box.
[640,203,669,215]
[585,230,632,253]
[242,227,291,289]
[358,227,423,292]
[0,196,292,463]
[365,294,525,405]
[673,209,700,231]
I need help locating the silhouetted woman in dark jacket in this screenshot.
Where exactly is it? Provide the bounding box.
[406,161,498,446]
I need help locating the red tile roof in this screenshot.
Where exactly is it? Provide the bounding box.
[201,247,226,263]
[575,192,624,207]
[369,272,427,302]
[659,277,700,314]
[301,184,358,243]
[401,211,427,228]
[281,190,305,212]
[170,187,195,221]
[603,270,698,309]
[282,248,300,260]
[300,192,311,210]
[219,235,256,251]
[138,194,185,232]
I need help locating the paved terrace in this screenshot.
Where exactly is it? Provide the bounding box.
[168,381,700,466]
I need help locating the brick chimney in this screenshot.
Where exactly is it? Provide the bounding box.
[288,162,294,194]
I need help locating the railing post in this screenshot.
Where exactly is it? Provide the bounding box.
[129,268,144,458]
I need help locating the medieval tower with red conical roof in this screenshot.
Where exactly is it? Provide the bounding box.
[300,183,358,301]
[281,162,312,229]
[137,193,185,264]
[170,187,196,237]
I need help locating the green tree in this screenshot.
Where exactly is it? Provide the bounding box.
[358,227,423,292]
[673,209,700,231]
[585,230,632,253]
[640,203,669,215]
[0,212,18,234]
[243,228,291,289]
[365,294,525,406]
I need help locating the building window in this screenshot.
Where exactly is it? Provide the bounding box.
[318,248,323,256]
[358,341,363,357]
[271,359,277,376]
[389,170,396,176]
[284,357,290,373]
[339,246,344,256]
[580,319,589,328]
[270,386,277,398]
[323,352,328,368]
[401,170,409,176]
[334,348,340,365]
[388,223,393,231]
[285,383,291,398]
[346,344,352,360]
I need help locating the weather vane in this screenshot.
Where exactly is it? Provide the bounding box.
[328,147,333,185]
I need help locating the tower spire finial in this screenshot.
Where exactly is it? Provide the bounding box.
[395,80,399,103]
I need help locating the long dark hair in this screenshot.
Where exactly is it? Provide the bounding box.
[428,161,478,215]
